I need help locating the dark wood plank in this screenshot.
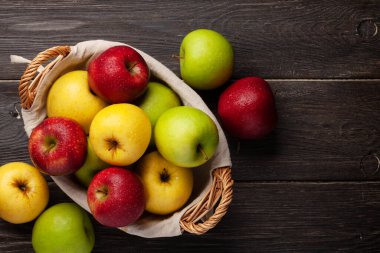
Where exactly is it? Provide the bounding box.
[2,80,379,181]
[0,181,379,253]
[0,82,29,164]
[0,1,379,253]
[227,80,380,181]
[0,0,379,80]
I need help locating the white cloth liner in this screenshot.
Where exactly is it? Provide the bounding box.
[16,40,232,238]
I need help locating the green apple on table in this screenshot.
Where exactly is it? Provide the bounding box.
[155,106,219,168]
[0,162,49,224]
[32,203,95,253]
[135,81,181,146]
[46,70,107,133]
[89,103,151,166]
[136,151,193,215]
[74,137,110,187]
[180,28,234,90]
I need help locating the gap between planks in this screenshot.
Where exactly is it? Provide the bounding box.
[234,180,380,184]
[267,79,380,82]
[1,79,380,83]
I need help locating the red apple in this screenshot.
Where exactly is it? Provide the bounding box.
[88,45,150,103]
[28,117,87,176]
[87,167,145,227]
[218,77,277,140]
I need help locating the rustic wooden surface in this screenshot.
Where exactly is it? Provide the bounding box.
[0,1,379,252]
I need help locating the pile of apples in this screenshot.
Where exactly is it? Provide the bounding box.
[29,43,222,229]
[0,28,277,252]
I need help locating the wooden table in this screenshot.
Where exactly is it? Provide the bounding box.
[1,1,379,252]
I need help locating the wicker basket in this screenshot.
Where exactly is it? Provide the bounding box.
[18,43,234,236]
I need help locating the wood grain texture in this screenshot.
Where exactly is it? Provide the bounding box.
[0,182,379,253]
[0,82,29,163]
[226,80,380,181]
[2,80,379,181]
[0,2,379,252]
[0,0,379,80]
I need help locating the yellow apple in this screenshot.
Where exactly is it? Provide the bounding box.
[89,103,151,166]
[0,162,49,224]
[136,151,193,215]
[46,70,107,133]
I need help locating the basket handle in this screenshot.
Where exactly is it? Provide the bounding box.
[180,167,234,235]
[18,45,71,110]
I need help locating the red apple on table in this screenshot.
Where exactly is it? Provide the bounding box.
[88,45,150,103]
[218,77,277,140]
[28,117,87,176]
[87,167,145,227]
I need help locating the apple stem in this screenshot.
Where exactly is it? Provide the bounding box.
[43,137,57,153]
[198,145,209,161]
[47,143,55,152]
[96,186,108,200]
[127,62,137,72]
[171,54,184,60]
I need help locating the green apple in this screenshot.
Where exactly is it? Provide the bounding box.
[180,29,234,90]
[74,137,110,187]
[135,82,181,146]
[154,106,219,168]
[32,203,95,253]
[136,151,193,215]
[47,70,107,133]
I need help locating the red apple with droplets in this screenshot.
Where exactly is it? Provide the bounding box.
[28,117,87,176]
[87,167,145,227]
[218,77,277,140]
[88,45,150,103]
